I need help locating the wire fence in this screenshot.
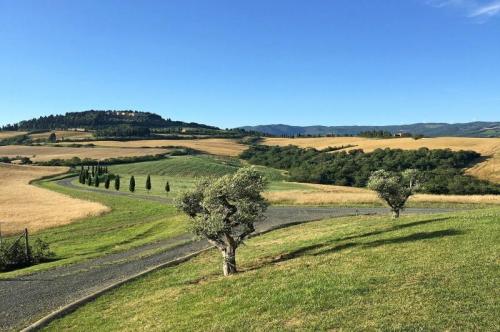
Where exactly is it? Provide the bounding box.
[0,223,32,263]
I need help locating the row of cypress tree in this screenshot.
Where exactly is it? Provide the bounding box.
[129,175,171,194]
[78,167,170,194]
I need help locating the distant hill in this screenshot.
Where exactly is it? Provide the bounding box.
[2,110,218,131]
[239,122,500,137]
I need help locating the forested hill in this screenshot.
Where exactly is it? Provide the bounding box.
[240,122,500,137]
[2,110,218,131]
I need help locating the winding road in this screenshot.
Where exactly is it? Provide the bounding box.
[0,177,457,331]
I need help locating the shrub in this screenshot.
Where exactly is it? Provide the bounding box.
[0,237,54,271]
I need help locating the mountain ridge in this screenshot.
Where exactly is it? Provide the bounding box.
[239,121,500,137]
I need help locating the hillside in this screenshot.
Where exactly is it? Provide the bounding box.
[2,110,218,131]
[240,121,500,137]
[43,208,500,331]
[261,136,500,183]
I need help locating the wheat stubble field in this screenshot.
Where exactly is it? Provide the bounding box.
[265,182,500,205]
[0,163,108,234]
[29,130,94,141]
[263,137,500,183]
[86,138,247,156]
[0,145,170,162]
[0,131,27,139]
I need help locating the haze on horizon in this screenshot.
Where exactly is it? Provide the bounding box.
[1,0,499,128]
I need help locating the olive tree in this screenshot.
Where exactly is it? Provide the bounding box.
[176,167,268,276]
[367,169,421,218]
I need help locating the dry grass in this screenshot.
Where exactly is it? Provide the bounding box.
[0,131,27,139]
[0,145,170,162]
[0,163,109,234]
[263,137,500,183]
[264,183,500,205]
[466,153,500,183]
[87,138,247,156]
[30,130,94,141]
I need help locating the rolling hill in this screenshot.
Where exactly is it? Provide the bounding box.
[240,121,500,137]
[2,110,218,131]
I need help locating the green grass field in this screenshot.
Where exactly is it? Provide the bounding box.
[109,155,285,180]
[44,208,500,331]
[81,155,312,197]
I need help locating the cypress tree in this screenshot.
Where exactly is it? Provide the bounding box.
[115,175,120,191]
[94,175,100,187]
[145,175,151,193]
[87,175,92,186]
[104,175,110,189]
[129,176,135,193]
[165,181,170,194]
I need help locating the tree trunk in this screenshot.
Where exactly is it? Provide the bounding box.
[392,209,400,218]
[222,245,237,276]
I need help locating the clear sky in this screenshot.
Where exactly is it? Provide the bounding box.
[1,0,499,128]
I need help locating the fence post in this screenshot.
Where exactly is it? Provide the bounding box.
[24,228,31,262]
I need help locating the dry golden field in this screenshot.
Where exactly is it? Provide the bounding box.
[264,182,500,205]
[0,131,27,139]
[0,163,108,234]
[87,138,247,157]
[29,130,94,141]
[263,137,500,183]
[0,145,170,162]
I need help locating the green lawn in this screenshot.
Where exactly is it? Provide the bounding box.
[0,177,189,279]
[44,208,499,331]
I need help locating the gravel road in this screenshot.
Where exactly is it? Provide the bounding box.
[0,177,457,330]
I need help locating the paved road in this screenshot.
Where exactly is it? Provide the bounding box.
[0,177,457,331]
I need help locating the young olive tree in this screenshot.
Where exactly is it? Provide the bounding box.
[368,169,421,218]
[176,167,268,276]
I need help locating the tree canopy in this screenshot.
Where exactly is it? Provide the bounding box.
[176,167,268,276]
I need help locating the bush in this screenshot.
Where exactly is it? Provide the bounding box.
[0,237,54,271]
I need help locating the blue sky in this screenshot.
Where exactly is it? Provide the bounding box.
[0,0,499,128]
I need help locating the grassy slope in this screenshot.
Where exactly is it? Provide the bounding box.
[0,178,188,279]
[96,155,311,196]
[45,208,499,331]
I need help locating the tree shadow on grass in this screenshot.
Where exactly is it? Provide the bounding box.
[338,217,451,242]
[243,227,463,273]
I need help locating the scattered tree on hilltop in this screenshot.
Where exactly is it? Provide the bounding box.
[176,167,268,276]
[48,132,57,142]
[165,181,170,194]
[368,169,421,218]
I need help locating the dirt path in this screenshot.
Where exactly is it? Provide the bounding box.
[0,177,457,330]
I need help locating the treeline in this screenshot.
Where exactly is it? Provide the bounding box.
[240,145,500,195]
[37,153,171,167]
[95,125,151,137]
[79,166,172,195]
[358,130,424,139]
